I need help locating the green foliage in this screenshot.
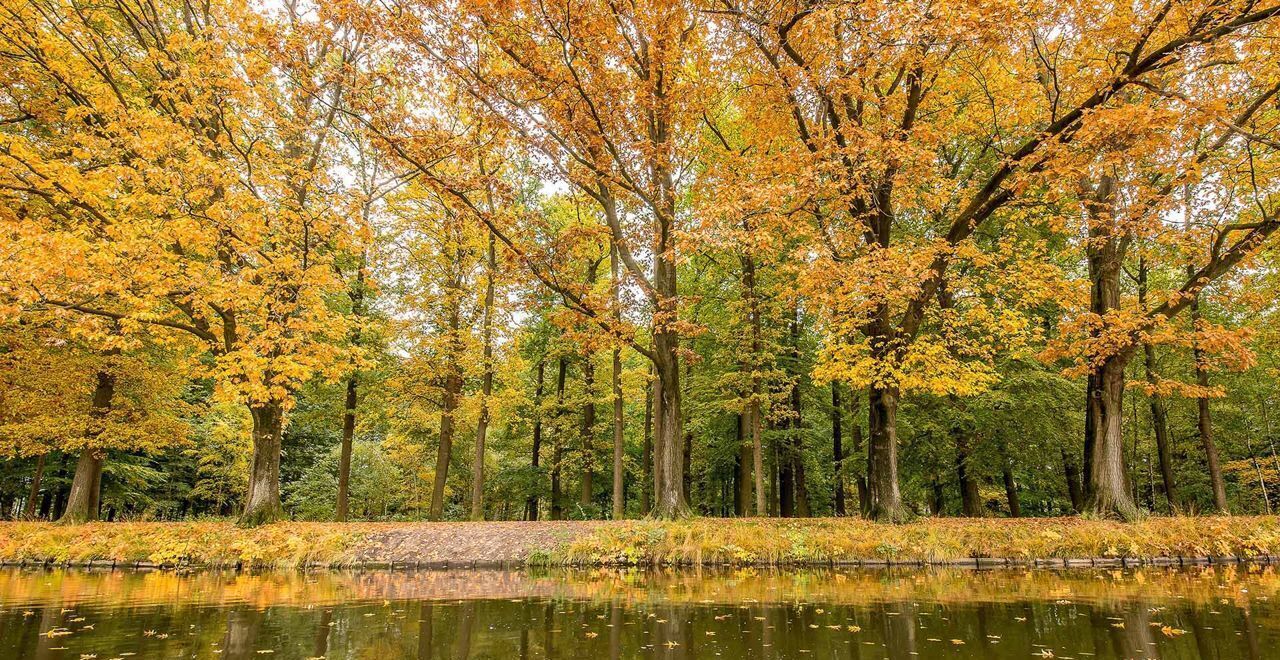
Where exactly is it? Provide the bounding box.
[287,441,409,520]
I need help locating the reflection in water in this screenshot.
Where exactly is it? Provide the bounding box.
[1,565,1278,658]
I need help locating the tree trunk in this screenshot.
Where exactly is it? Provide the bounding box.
[832,383,845,516]
[650,316,688,517]
[241,401,286,526]
[41,455,66,519]
[741,251,767,517]
[526,360,545,521]
[551,357,567,520]
[60,448,104,524]
[641,367,653,515]
[866,385,904,521]
[579,357,596,511]
[643,71,687,520]
[1002,459,1021,518]
[428,363,463,521]
[930,478,946,516]
[778,431,794,518]
[1137,259,1178,511]
[1146,355,1178,511]
[787,307,810,517]
[955,429,982,517]
[769,426,779,516]
[610,244,626,520]
[1190,292,1230,513]
[336,254,366,522]
[23,455,45,520]
[610,344,624,518]
[336,376,357,522]
[1084,354,1139,520]
[734,413,751,516]
[59,368,116,524]
[1081,176,1139,520]
[429,229,466,522]
[847,392,869,517]
[682,425,693,507]
[1062,449,1084,513]
[791,384,810,518]
[470,232,497,521]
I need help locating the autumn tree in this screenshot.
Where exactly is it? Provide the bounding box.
[713,0,1280,519]
[0,322,190,522]
[0,0,370,524]
[355,0,721,517]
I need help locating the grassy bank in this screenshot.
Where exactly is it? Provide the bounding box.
[0,521,377,569]
[2,516,1278,569]
[555,516,1280,566]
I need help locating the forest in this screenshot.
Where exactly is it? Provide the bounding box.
[0,0,1278,528]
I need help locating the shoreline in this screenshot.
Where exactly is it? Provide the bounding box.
[2,515,1278,570]
[2,554,1277,572]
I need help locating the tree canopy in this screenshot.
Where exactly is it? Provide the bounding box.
[1,0,1278,524]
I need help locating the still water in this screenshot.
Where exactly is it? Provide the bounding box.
[1,565,1276,659]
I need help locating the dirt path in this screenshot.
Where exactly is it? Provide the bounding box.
[352,520,619,565]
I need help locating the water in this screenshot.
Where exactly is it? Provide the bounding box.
[1,565,1276,658]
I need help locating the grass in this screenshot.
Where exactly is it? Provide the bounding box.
[553,515,1280,566]
[0,521,374,569]
[2,516,1278,569]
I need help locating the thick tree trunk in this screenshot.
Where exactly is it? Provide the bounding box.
[526,360,545,521]
[59,368,116,524]
[60,448,104,524]
[241,402,286,526]
[644,75,687,520]
[832,383,845,516]
[1084,354,1140,520]
[470,233,497,521]
[955,430,982,517]
[1081,176,1139,520]
[650,335,688,518]
[579,358,596,510]
[551,357,567,520]
[23,455,45,520]
[336,376,357,522]
[1191,293,1230,513]
[866,385,904,521]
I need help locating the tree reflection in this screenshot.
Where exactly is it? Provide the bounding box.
[222,608,261,660]
[417,602,433,660]
[2,566,1279,659]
